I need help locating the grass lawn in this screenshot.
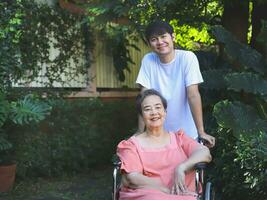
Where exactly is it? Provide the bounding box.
[0,166,112,200]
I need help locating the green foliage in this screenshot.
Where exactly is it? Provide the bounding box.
[170,20,214,50]
[0,93,51,152]
[225,72,267,97]
[256,19,267,60]
[83,0,139,81]
[9,98,137,177]
[212,25,265,74]
[235,133,266,195]
[81,0,222,80]
[0,133,12,152]
[0,93,9,127]
[201,69,228,90]
[10,94,51,125]
[213,100,267,136]
[198,23,267,200]
[103,24,136,81]
[0,0,67,163]
[0,0,94,87]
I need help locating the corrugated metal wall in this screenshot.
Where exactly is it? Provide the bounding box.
[95,38,150,89]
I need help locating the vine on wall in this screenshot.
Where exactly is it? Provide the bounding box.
[1,0,95,88]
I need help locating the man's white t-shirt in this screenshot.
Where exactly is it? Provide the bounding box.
[136,49,203,139]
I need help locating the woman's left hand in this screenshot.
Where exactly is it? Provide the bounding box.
[171,164,187,195]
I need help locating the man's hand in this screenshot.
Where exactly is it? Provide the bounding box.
[198,131,215,148]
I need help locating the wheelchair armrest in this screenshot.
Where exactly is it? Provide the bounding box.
[113,160,121,168]
[112,154,121,168]
[194,162,208,170]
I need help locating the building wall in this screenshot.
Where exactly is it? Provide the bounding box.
[95,37,149,89]
[13,0,151,97]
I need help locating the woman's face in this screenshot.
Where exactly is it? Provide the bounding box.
[141,95,166,129]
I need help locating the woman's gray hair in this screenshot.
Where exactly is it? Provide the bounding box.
[136,89,167,115]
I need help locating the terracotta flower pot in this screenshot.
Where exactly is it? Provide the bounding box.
[0,163,16,192]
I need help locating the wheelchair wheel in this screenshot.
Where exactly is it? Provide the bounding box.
[204,182,215,200]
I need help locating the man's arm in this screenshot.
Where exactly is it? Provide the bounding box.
[187,84,215,148]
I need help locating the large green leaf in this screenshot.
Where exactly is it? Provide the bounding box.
[201,69,229,90]
[211,25,265,74]
[210,25,233,44]
[225,72,267,97]
[213,100,267,135]
[10,94,51,125]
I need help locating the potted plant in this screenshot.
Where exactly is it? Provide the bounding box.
[0,92,51,192]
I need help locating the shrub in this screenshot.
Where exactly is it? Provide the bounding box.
[8,98,137,178]
[197,23,267,200]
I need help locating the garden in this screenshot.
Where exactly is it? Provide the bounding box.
[0,1,266,200]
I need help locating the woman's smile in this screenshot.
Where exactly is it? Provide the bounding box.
[141,95,166,129]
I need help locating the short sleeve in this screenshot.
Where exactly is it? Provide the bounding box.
[184,51,203,87]
[117,138,143,173]
[135,55,151,89]
[175,130,202,157]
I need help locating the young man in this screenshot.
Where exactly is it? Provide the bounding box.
[136,20,215,147]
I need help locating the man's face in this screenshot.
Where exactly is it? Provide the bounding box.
[148,32,175,56]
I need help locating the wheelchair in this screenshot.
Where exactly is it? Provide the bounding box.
[112,138,215,200]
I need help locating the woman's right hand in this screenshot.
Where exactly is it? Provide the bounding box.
[171,164,187,195]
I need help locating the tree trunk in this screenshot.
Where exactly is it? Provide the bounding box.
[250,1,267,56]
[222,0,249,44]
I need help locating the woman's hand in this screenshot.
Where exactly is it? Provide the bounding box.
[171,164,187,195]
[123,172,171,194]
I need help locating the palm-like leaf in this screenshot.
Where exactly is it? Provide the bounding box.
[10,94,51,125]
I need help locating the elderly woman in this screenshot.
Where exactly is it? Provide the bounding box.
[117,89,212,200]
